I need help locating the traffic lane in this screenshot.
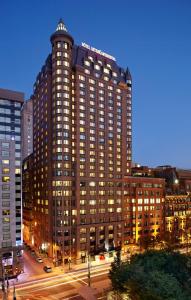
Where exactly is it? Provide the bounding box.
[13,261,109,290]
[11,269,110,299]
[22,250,46,276]
[15,265,109,291]
[13,273,109,300]
[12,283,79,300]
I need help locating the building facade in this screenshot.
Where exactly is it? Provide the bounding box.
[123,176,165,248]
[21,98,33,160]
[24,19,132,262]
[22,154,34,245]
[165,195,191,244]
[133,164,191,246]
[0,88,23,277]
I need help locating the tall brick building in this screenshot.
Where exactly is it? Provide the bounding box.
[23,19,132,262]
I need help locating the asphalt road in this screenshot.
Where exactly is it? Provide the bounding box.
[22,250,46,276]
[2,263,110,300]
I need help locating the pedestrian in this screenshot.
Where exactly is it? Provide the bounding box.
[2,283,4,291]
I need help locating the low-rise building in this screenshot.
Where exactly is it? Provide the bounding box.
[123,176,165,250]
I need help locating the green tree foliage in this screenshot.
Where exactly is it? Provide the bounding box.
[109,250,191,300]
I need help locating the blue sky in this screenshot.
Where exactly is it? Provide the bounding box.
[0,0,191,168]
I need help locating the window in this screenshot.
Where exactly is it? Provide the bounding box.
[2,142,9,148]
[3,233,11,240]
[89,79,95,84]
[2,176,10,183]
[2,151,9,157]
[2,160,9,165]
[2,185,10,191]
[63,42,68,49]
[79,75,85,81]
[94,64,100,70]
[2,201,10,207]
[103,68,110,74]
[3,217,10,223]
[2,168,9,174]
[2,210,10,215]
[84,69,90,74]
[84,60,90,66]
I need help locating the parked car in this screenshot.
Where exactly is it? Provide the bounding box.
[17,250,22,257]
[36,257,43,263]
[43,266,52,273]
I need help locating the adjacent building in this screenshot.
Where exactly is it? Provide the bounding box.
[22,153,34,245]
[123,176,165,248]
[21,98,33,160]
[0,88,23,277]
[23,19,132,262]
[153,166,191,244]
[132,164,191,246]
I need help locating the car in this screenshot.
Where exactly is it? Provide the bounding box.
[17,251,22,257]
[31,249,36,256]
[43,266,52,273]
[36,257,43,263]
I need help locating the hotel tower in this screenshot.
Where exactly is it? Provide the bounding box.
[23,19,132,263]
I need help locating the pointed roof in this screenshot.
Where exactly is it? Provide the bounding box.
[56,18,67,32]
[50,18,74,45]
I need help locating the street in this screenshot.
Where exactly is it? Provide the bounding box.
[0,250,111,299]
[5,265,110,299]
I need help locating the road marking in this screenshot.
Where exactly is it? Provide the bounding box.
[63,295,80,300]
[67,273,88,286]
[15,271,108,294]
[15,265,110,289]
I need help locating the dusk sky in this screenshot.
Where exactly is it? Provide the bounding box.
[0,0,191,168]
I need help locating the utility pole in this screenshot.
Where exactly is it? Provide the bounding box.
[2,262,7,300]
[87,253,91,287]
[68,256,71,271]
[13,283,16,300]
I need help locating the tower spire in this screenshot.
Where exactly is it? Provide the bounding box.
[56,18,67,32]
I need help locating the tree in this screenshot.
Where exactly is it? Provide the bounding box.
[109,250,191,300]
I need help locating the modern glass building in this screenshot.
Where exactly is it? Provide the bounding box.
[0,88,24,277]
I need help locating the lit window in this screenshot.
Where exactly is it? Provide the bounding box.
[103,68,110,74]
[79,75,85,81]
[2,176,10,183]
[84,60,90,66]
[94,64,100,70]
